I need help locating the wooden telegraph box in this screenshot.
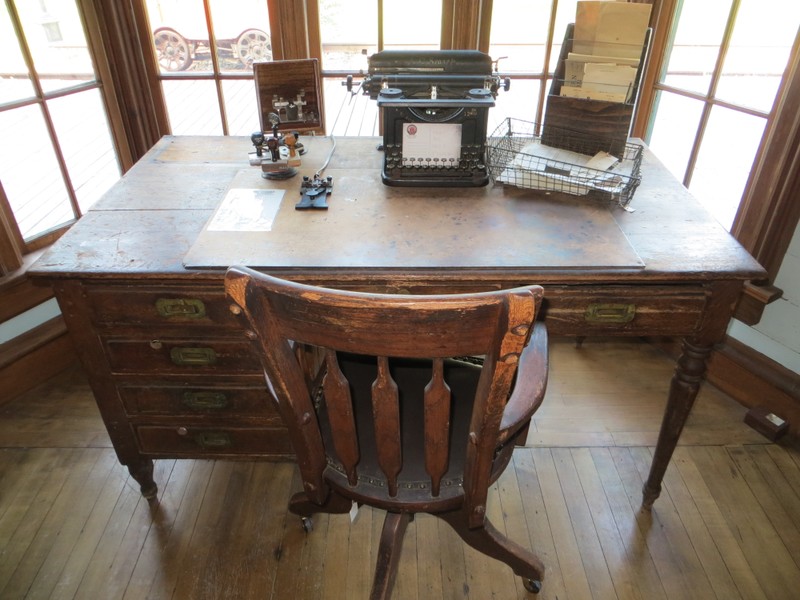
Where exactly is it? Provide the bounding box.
[253,58,325,135]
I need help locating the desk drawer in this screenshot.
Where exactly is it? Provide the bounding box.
[104,337,261,374]
[542,287,708,336]
[119,384,280,421]
[135,424,293,457]
[86,285,236,328]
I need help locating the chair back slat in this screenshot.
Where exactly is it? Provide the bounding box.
[322,349,360,486]
[424,358,451,497]
[372,356,402,497]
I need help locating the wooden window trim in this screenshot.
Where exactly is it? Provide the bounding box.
[731,34,800,280]
[0,251,55,323]
[93,0,169,163]
[268,0,314,60]
[1,0,155,319]
[1,0,155,271]
[0,182,24,276]
[442,0,492,51]
[729,40,800,323]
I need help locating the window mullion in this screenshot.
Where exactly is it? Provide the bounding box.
[680,102,710,187]
[35,104,82,226]
[202,0,229,135]
[535,0,560,128]
[378,0,384,51]
[704,0,740,102]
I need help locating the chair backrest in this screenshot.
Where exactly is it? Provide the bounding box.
[225,266,544,519]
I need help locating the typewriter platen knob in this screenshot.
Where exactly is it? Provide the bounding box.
[379,88,404,99]
[468,88,492,100]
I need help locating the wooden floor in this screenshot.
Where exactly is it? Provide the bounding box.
[1,337,799,599]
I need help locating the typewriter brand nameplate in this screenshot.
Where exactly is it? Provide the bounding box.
[184,168,644,272]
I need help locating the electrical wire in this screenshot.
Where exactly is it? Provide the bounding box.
[314,135,336,179]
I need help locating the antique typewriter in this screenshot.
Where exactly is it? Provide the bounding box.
[360,50,508,187]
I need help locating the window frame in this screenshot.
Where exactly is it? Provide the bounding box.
[0,0,163,336]
[0,0,146,269]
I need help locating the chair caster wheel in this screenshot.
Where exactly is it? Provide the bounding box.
[301,517,313,532]
[523,578,542,594]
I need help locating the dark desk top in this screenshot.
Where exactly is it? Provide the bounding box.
[182,166,645,272]
[30,135,765,285]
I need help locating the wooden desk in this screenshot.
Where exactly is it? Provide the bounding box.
[30,136,765,508]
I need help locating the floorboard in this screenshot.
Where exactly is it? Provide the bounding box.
[0,336,798,599]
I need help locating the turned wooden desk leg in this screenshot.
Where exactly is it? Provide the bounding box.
[642,339,711,509]
[128,458,158,500]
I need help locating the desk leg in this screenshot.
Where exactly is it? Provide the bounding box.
[642,339,710,509]
[128,458,158,500]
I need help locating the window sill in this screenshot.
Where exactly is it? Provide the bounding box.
[0,249,55,323]
[733,281,784,326]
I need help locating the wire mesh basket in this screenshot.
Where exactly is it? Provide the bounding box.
[486,118,643,207]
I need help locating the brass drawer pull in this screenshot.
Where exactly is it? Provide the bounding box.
[193,431,232,448]
[585,303,636,324]
[170,347,217,366]
[182,391,228,410]
[155,298,206,319]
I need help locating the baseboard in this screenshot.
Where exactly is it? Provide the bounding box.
[649,336,800,438]
[0,316,78,406]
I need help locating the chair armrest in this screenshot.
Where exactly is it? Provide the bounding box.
[499,322,548,441]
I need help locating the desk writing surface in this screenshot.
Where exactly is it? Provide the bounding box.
[182,167,645,271]
[29,135,765,283]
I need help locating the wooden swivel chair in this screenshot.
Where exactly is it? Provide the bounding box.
[225,266,548,598]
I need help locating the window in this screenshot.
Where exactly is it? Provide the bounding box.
[0,0,123,262]
[316,0,583,135]
[317,0,444,136]
[641,0,800,230]
[143,0,273,136]
[487,0,580,128]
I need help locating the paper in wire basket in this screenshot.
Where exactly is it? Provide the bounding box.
[486,118,643,208]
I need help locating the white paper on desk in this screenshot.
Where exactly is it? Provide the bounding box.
[401,122,462,166]
[586,151,620,171]
[496,141,629,196]
[573,1,651,60]
[207,188,284,232]
[511,142,593,173]
[497,142,593,194]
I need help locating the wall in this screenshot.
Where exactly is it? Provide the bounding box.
[0,299,60,344]
[729,220,800,374]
